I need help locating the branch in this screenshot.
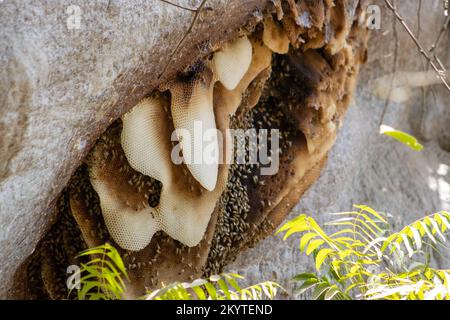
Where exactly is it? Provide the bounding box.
[384,0,450,91]
[159,0,197,12]
[158,0,209,79]
[429,14,449,54]
[379,0,399,127]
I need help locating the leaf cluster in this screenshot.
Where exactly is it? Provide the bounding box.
[277,205,450,300]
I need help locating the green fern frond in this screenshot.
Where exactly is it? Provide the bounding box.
[293,273,351,300]
[146,274,283,300]
[327,206,389,242]
[232,281,281,300]
[381,211,450,257]
[364,267,450,300]
[72,244,281,301]
[276,214,339,253]
[280,206,450,300]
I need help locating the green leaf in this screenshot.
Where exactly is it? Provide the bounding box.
[224,275,242,292]
[427,217,446,242]
[435,213,450,232]
[400,233,414,258]
[410,227,422,250]
[191,286,206,300]
[315,248,334,271]
[75,244,129,300]
[293,273,318,282]
[300,233,319,252]
[345,281,366,294]
[106,249,128,278]
[419,220,437,244]
[324,287,342,300]
[306,239,325,255]
[312,283,331,300]
[78,281,103,300]
[354,205,388,224]
[204,282,218,300]
[217,279,232,300]
[276,215,307,235]
[380,125,423,151]
[296,280,318,296]
[260,283,272,299]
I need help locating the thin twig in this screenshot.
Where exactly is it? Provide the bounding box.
[429,14,449,54]
[159,0,197,12]
[417,0,428,138]
[158,0,209,79]
[421,6,449,136]
[429,14,450,78]
[379,0,399,127]
[384,0,450,91]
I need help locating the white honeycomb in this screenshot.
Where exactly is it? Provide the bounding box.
[166,71,219,192]
[89,33,280,250]
[213,36,253,90]
[89,161,160,251]
[119,91,228,247]
[215,38,273,117]
[121,97,173,184]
